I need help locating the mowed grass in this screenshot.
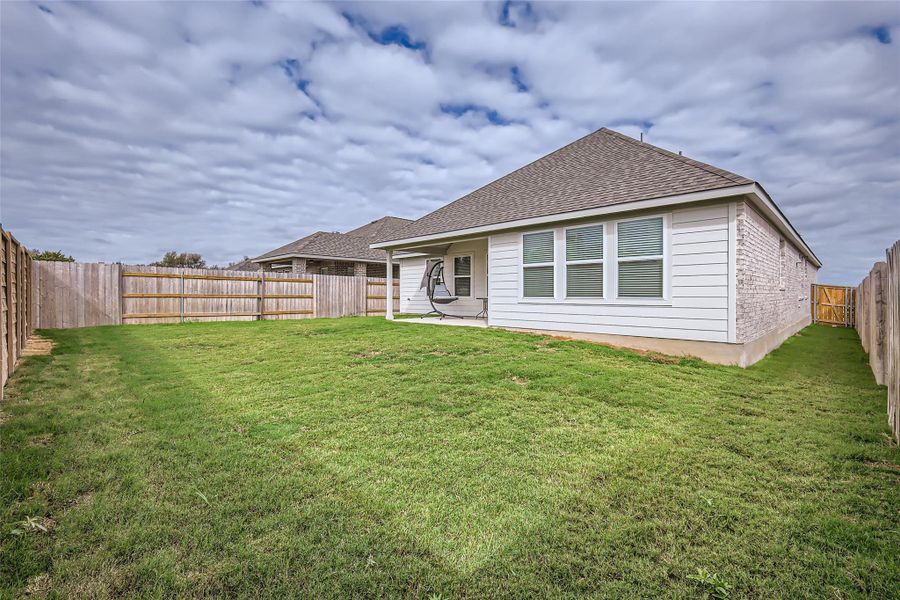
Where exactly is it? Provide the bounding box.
[1,319,897,598]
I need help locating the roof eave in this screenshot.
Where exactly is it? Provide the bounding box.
[371,183,820,268]
[253,252,397,264]
[372,185,753,248]
[747,183,821,267]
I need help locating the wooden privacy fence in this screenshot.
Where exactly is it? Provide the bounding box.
[366,279,400,316]
[120,266,313,323]
[811,284,855,327]
[855,240,900,442]
[1,227,34,398]
[31,261,399,329]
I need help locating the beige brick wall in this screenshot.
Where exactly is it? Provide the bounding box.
[736,201,818,343]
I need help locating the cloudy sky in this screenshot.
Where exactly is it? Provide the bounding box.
[1,1,898,282]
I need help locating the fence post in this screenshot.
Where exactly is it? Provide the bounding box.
[258,271,265,321]
[180,268,185,324]
[16,245,23,356]
[5,232,14,376]
[812,284,817,324]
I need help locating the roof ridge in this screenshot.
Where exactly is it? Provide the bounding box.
[600,128,751,185]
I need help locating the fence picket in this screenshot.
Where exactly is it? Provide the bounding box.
[855,240,900,443]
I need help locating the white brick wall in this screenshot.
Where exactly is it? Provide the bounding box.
[736,201,817,343]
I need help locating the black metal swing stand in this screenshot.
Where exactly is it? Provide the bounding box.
[423,259,465,319]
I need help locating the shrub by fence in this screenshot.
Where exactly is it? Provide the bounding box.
[30,261,398,329]
[856,240,900,442]
[1,227,34,398]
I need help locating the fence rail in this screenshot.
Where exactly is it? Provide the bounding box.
[856,240,900,443]
[1,227,33,398]
[30,261,400,329]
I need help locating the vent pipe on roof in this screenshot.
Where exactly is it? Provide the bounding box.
[678,150,682,155]
[639,132,644,142]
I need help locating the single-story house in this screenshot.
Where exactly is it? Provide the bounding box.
[371,128,820,367]
[253,216,410,277]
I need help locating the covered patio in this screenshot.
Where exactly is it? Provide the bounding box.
[382,237,490,321]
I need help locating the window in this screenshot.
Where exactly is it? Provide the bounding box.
[617,217,664,298]
[453,255,471,296]
[522,231,554,297]
[566,224,604,297]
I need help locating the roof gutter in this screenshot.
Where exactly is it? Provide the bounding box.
[371,184,820,267]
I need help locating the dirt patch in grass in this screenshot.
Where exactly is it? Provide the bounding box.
[68,492,94,509]
[24,573,51,596]
[21,335,54,357]
[27,433,54,447]
[642,352,681,364]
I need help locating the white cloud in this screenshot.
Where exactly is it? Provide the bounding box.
[1,0,898,282]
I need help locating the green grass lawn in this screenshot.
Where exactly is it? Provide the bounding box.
[1,319,897,598]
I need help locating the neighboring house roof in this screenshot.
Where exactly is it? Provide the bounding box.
[375,128,753,243]
[344,216,413,239]
[254,215,412,263]
[226,258,261,272]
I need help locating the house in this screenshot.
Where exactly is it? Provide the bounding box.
[371,128,820,367]
[253,216,411,277]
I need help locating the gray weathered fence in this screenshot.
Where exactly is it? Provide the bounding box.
[1,227,34,398]
[856,240,900,442]
[31,261,398,329]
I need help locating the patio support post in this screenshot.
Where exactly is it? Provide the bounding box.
[385,250,394,320]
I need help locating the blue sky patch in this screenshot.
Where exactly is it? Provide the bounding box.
[278,58,300,79]
[441,103,512,125]
[867,24,892,44]
[499,1,536,28]
[510,66,528,92]
[370,25,426,51]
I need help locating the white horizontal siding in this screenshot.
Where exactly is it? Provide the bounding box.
[487,203,734,342]
[399,257,432,314]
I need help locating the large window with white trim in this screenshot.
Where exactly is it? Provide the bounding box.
[616,217,664,298]
[453,255,472,296]
[565,224,604,297]
[522,231,554,297]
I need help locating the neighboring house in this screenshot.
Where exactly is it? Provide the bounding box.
[371,128,820,367]
[253,216,410,277]
[226,257,261,272]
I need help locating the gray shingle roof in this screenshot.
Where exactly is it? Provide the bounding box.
[254,216,412,263]
[226,258,261,272]
[376,128,753,243]
[344,216,413,239]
